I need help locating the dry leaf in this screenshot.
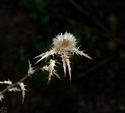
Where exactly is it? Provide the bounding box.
[28,60,34,74]
[0,80,12,85]
[19,82,27,103]
[0,94,4,101]
[8,87,21,92]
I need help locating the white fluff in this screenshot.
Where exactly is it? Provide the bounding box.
[52,32,77,51]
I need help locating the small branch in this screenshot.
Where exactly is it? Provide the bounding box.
[0,68,34,95]
[0,60,49,101]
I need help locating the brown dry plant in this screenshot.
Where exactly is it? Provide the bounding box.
[0,32,92,102]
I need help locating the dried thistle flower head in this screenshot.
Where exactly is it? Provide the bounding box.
[35,32,92,82]
[0,32,92,103]
[53,32,77,51]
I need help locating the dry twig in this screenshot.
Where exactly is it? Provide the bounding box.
[0,60,48,102]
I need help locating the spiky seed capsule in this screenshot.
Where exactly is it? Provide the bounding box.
[52,32,77,51]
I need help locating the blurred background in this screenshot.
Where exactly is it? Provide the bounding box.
[0,0,125,113]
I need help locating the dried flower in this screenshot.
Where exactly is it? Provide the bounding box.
[35,32,92,82]
[0,32,93,103]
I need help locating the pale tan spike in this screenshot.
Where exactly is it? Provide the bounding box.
[66,59,71,81]
[73,48,93,60]
[35,57,44,64]
[53,71,61,79]
[62,56,67,77]
[48,73,52,84]
[33,53,45,59]
[34,50,56,64]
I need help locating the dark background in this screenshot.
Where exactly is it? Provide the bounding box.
[0,0,125,113]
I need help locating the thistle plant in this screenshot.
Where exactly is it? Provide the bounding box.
[0,32,92,102]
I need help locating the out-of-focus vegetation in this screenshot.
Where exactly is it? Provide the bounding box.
[21,0,49,25]
[0,0,125,113]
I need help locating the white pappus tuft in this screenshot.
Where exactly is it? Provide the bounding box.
[52,32,77,51]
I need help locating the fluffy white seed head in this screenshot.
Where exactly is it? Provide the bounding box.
[52,32,77,51]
